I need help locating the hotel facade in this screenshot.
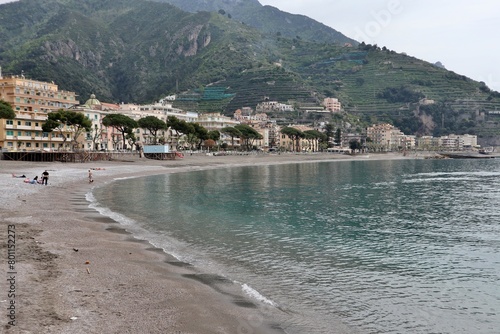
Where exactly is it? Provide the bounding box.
[0,73,79,151]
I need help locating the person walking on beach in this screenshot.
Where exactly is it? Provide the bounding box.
[41,170,49,185]
[88,169,94,183]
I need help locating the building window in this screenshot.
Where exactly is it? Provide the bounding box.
[6,131,13,136]
[26,143,31,147]
[7,142,13,147]
[17,121,21,125]
[6,120,13,125]
[25,121,31,126]
[17,131,22,136]
[26,131,31,136]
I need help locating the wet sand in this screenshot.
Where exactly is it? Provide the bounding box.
[0,152,420,333]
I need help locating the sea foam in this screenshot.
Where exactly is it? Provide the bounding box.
[242,283,278,307]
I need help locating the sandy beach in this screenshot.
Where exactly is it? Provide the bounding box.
[0,152,421,334]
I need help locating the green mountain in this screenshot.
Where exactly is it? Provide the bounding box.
[1,0,500,143]
[155,0,357,45]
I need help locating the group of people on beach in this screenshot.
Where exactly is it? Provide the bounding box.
[12,170,49,185]
[13,167,103,185]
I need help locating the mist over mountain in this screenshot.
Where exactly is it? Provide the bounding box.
[1,0,500,142]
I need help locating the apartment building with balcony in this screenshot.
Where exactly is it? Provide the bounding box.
[197,112,239,131]
[322,97,342,112]
[366,123,395,149]
[0,73,79,151]
[366,123,414,151]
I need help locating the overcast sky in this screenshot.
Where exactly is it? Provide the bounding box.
[259,0,500,91]
[1,0,499,91]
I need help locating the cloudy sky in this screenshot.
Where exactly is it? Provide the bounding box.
[1,0,498,91]
[259,0,500,91]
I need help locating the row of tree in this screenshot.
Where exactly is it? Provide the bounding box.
[280,126,328,152]
[37,109,265,151]
[1,101,346,152]
[41,111,221,151]
[220,124,263,150]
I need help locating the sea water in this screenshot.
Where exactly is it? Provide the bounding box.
[90,159,500,333]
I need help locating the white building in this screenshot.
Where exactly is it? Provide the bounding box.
[197,112,239,131]
[256,101,294,112]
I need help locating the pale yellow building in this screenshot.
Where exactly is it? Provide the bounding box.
[280,125,320,152]
[0,73,79,151]
[367,123,416,151]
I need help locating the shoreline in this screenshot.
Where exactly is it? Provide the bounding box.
[0,152,421,333]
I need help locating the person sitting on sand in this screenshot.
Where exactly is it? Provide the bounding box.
[12,173,27,178]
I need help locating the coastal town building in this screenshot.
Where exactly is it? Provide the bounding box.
[366,123,396,150]
[366,123,416,151]
[299,102,327,113]
[76,95,111,151]
[460,134,478,149]
[122,101,198,150]
[0,73,79,151]
[256,100,294,113]
[341,133,365,148]
[233,108,269,123]
[323,98,342,112]
[265,121,281,149]
[438,134,478,150]
[197,112,241,148]
[197,112,239,131]
[440,135,463,150]
[280,125,320,152]
[415,136,436,150]
[247,124,270,149]
[415,134,478,151]
[75,96,200,151]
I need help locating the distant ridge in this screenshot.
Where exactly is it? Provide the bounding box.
[155,0,357,45]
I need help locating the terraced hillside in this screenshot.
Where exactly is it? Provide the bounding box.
[173,65,319,113]
[277,41,500,137]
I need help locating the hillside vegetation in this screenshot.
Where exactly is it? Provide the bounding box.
[1,0,500,142]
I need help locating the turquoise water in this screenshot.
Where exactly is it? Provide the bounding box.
[91,159,500,333]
